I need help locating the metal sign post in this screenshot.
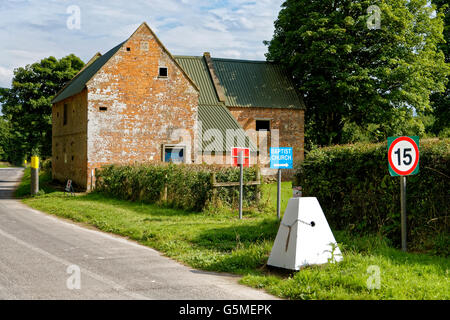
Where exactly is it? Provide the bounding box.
[400,176,407,251]
[387,136,420,252]
[238,151,244,220]
[270,147,294,220]
[277,169,282,220]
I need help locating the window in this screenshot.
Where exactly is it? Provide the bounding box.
[126,47,131,52]
[256,120,271,132]
[163,145,185,163]
[158,67,168,78]
[63,104,68,126]
[99,107,108,111]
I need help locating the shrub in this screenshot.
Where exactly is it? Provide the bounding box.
[95,163,261,212]
[294,138,449,255]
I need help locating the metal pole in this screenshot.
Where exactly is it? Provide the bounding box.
[277,168,281,220]
[400,176,407,252]
[239,151,243,220]
[30,156,39,195]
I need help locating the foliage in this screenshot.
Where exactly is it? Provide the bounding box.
[14,167,54,198]
[95,163,261,212]
[0,55,84,163]
[0,117,11,160]
[430,0,450,136]
[294,139,449,255]
[266,0,450,146]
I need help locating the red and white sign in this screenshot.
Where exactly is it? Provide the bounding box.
[388,136,420,176]
[232,148,250,167]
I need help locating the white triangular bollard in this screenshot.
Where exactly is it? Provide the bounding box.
[268,197,343,270]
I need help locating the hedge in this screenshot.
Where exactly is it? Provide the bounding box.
[294,138,449,256]
[95,163,261,212]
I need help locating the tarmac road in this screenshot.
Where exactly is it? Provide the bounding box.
[0,167,276,300]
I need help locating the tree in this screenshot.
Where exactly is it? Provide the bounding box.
[0,117,11,161]
[0,55,84,162]
[266,0,449,146]
[430,0,449,136]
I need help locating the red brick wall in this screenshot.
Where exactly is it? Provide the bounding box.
[52,89,88,188]
[85,24,199,189]
[228,107,305,168]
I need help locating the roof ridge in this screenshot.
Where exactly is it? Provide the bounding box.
[211,57,272,64]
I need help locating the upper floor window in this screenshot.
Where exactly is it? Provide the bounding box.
[159,67,168,78]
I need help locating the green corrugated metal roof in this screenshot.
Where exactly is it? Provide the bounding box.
[52,42,125,104]
[198,105,257,152]
[174,56,220,106]
[175,56,256,152]
[212,58,304,109]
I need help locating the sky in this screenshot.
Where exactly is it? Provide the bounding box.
[0,0,285,89]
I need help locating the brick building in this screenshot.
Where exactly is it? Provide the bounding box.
[52,23,305,190]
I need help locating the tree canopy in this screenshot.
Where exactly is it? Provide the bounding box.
[430,0,449,136]
[266,0,449,146]
[0,54,84,163]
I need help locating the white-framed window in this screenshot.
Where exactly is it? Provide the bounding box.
[163,145,186,163]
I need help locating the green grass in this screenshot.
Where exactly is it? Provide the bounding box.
[18,169,450,300]
[15,167,54,198]
[0,162,12,168]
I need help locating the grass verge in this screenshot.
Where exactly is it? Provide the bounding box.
[18,169,450,299]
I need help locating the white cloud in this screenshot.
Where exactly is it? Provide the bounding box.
[0,66,13,88]
[0,0,284,88]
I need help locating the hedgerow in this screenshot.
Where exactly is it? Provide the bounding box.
[95,163,261,212]
[294,139,449,256]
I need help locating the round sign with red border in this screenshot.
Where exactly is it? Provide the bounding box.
[388,136,420,176]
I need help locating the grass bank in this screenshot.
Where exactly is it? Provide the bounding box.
[18,168,449,300]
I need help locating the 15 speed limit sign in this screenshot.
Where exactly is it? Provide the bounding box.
[388,136,420,176]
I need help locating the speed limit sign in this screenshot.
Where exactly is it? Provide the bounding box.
[388,136,420,176]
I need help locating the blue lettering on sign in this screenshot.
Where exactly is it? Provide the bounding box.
[270,147,293,169]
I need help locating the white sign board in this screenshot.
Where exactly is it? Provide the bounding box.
[268,197,343,270]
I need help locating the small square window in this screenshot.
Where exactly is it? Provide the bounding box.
[126,47,131,52]
[159,67,168,78]
[256,120,271,132]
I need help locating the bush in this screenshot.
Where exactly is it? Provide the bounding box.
[95,163,261,212]
[294,139,449,255]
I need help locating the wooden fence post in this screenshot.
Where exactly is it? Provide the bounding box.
[211,173,217,204]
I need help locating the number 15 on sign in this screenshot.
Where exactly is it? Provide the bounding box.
[387,136,420,252]
[388,136,420,177]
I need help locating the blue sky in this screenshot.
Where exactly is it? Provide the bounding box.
[0,0,284,89]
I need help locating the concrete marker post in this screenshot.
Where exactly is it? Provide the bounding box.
[31,156,39,195]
